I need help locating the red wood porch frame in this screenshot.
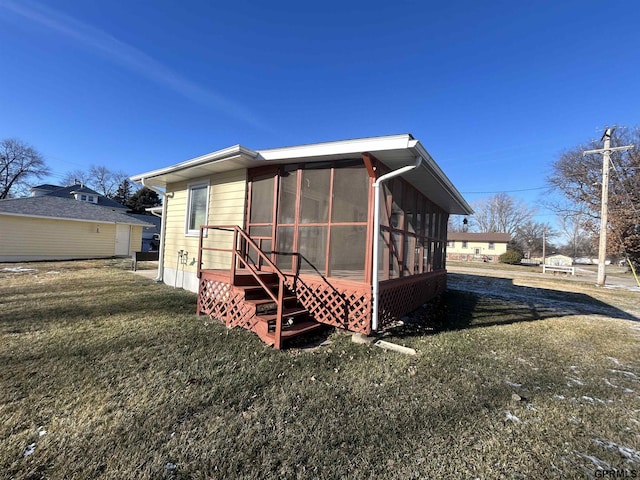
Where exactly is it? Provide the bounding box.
[245,159,373,283]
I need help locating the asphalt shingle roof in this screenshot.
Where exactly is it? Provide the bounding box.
[0,196,153,226]
[37,184,127,209]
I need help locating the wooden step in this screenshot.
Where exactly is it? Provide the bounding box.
[254,318,323,346]
[243,295,298,315]
[233,271,280,286]
[255,307,309,324]
[265,320,323,341]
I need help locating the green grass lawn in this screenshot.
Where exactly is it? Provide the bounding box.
[1,261,639,479]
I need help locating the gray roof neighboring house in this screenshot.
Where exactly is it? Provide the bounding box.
[31,183,127,209]
[0,196,152,227]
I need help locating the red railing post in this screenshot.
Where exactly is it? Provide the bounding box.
[274,278,284,350]
[231,227,238,282]
[197,226,205,279]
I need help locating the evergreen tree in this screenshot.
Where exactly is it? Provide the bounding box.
[127,187,161,213]
[113,179,133,206]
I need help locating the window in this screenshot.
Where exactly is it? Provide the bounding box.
[462,241,468,248]
[186,182,209,235]
[488,242,495,250]
[447,240,454,247]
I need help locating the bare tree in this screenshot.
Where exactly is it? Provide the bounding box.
[62,165,130,198]
[61,169,92,187]
[548,127,640,265]
[447,215,469,233]
[470,192,536,234]
[558,210,595,260]
[89,165,129,198]
[0,138,50,199]
[512,220,556,257]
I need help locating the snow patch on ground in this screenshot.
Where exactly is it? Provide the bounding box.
[577,452,611,470]
[505,411,521,423]
[23,443,35,457]
[567,376,585,386]
[609,369,639,381]
[505,380,522,388]
[2,267,37,273]
[593,439,640,463]
[448,273,640,318]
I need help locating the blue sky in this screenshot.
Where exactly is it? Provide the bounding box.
[1,0,639,228]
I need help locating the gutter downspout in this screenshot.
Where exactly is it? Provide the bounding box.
[141,179,172,283]
[371,155,423,331]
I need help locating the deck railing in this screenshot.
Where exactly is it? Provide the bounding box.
[198,225,287,349]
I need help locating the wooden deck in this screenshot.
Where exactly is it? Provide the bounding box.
[197,268,447,341]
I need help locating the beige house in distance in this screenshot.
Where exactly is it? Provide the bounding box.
[0,195,151,262]
[446,232,510,263]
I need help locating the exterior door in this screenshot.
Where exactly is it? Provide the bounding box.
[115,224,131,256]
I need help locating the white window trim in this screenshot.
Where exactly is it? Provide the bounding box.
[185,181,210,237]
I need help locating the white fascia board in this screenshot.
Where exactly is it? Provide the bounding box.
[257,134,414,161]
[411,141,474,215]
[130,145,259,182]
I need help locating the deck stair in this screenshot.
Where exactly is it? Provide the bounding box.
[233,270,322,347]
[197,225,324,348]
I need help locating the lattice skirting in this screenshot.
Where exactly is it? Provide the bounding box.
[285,276,372,334]
[197,276,257,331]
[198,270,446,336]
[378,270,447,329]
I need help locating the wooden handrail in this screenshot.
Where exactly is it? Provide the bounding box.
[199,224,287,349]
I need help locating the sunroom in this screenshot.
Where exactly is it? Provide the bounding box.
[131,134,472,348]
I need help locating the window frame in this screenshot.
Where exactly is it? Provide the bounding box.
[185,181,210,237]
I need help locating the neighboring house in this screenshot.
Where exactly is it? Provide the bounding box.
[131,134,472,348]
[0,195,152,262]
[446,232,510,263]
[128,213,161,252]
[31,182,127,209]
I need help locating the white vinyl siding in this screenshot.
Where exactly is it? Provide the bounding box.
[0,215,144,261]
[164,169,247,277]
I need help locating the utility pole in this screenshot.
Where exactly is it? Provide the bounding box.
[583,127,634,287]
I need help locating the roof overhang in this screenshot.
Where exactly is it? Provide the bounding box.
[131,134,473,215]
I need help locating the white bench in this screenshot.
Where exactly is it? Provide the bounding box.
[542,265,575,275]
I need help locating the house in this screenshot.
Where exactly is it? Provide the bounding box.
[128,212,162,252]
[0,195,152,262]
[131,134,472,348]
[445,232,510,263]
[31,182,128,209]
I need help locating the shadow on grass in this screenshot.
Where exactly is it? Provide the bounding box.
[388,272,639,339]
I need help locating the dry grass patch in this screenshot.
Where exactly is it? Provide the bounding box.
[1,260,639,479]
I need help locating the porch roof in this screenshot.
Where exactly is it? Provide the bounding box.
[131,134,473,215]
